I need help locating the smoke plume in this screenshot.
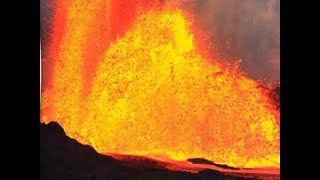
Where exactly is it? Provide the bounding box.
[179,0,280,84]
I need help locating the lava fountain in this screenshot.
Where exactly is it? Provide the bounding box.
[41,0,280,169]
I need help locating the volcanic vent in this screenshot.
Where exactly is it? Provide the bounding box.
[40,0,280,176]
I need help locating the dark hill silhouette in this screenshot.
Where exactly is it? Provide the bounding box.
[41,122,278,179]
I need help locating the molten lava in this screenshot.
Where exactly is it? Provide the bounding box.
[41,0,280,168]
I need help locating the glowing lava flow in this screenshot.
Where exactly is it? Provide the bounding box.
[41,0,279,168]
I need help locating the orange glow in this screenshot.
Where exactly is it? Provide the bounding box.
[41,0,279,168]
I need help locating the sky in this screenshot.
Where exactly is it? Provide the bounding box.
[179,0,280,84]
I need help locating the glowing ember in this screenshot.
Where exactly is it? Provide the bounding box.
[41,0,279,168]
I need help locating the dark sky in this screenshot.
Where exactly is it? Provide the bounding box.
[179,0,280,84]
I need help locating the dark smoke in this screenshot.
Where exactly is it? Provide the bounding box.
[179,0,280,85]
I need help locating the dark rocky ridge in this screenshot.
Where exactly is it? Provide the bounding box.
[187,158,239,170]
[41,122,260,180]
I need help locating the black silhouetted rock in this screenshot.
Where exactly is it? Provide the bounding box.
[187,158,239,170]
[40,122,267,180]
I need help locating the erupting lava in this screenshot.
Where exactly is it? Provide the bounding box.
[41,0,280,168]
